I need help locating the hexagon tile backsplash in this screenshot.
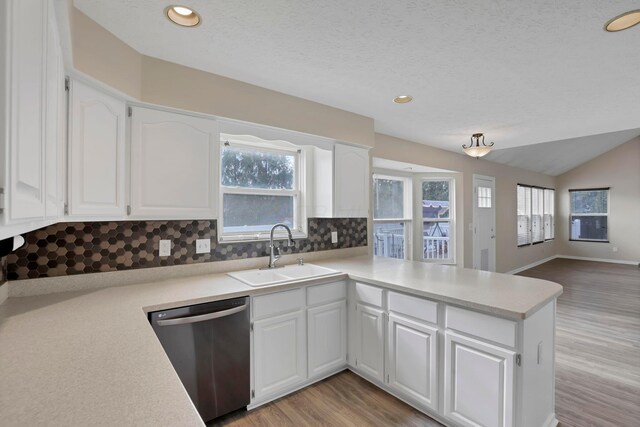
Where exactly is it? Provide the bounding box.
[6,218,368,281]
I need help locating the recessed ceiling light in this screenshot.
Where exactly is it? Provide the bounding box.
[604,10,640,32]
[393,95,413,104]
[165,5,201,27]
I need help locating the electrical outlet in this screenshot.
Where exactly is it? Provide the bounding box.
[612,246,618,253]
[159,240,171,257]
[331,231,338,244]
[196,239,211,254]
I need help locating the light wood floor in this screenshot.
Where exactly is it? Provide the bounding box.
[212,258,639,427]
[517,258,640,427]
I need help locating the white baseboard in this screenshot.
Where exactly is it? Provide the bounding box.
[0,283,8,306]
[557,255,639,266]
[506,256,558,275]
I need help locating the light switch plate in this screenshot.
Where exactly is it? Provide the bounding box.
[196,239,211,254]
[331,231,338,244]
[159,240,171,257]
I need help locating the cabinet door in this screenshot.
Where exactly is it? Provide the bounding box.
[7,0,48,221]
[69,80,126,218]
[308,300,347,378]
[354,303,384,381]
[444,331,515,427]
[334,143,369,218]
[44,2,63,219]
[130,107,218,219]
[387,314,438,411]
[253,310,306,399]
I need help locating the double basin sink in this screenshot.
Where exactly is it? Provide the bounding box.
[228,263,341,287]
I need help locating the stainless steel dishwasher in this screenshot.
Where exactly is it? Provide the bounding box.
[149,297,250,422]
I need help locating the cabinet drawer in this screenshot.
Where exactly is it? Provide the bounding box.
[355,282,384,308]
[307,281,347,306]
[446,306,517,348]
[388,291,438,325]
[253,288,305,319]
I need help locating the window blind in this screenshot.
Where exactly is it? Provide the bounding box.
[517,185,531,246]
[531,187,544,243]
[544,189,555,240]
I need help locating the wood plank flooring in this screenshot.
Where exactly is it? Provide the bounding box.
[210,370,442,426]
[518,258,640,427]
[211,258,639,427]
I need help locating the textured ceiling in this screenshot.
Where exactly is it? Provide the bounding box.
[485,128,640,176]
[75,0,640,154]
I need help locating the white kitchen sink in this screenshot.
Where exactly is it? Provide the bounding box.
[228,263,340,287]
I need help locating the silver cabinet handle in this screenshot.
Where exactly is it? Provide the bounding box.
[156,304,247,326]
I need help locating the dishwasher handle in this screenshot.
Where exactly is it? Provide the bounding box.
[156,303,247,326]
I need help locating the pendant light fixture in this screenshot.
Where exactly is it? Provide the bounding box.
[462,133,494,158]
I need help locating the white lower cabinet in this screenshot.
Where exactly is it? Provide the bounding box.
[444,331,515,427]
[387,314,438,411]
[307,300,347,378]
[354,303,385,382]
[253,310,306,400]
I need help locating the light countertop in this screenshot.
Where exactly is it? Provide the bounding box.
[0,255,562,426]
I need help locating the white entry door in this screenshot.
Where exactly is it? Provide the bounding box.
[473,175,496,272]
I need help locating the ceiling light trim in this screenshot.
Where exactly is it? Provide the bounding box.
[604,10,640,32]
[165,5,201,27]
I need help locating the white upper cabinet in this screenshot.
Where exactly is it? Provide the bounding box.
[129,107,218,219]
[68,80,126,218]
[444,331,515,427]
[44,3,65,219]
[4,0,48,222]
[1,0,65,238]
[334,143,369,218]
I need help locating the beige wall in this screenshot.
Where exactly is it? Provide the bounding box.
[70,7,142,99]
[556,138,640,263]
[373,134,557,273]
[68,8,374,147]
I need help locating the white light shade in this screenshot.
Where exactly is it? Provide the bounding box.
[463,145,493,158]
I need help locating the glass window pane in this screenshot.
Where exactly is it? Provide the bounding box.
[423,221,450,260]
[373,223,405,259]
[570,216,608,241]
[423,181,450,219]
[478,186,492,208]
[570,190,608,214]
[374,178,404,219]
[223,194,294,233]
[221,146,295,189]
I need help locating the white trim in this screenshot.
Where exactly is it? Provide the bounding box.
[542,413,559,427]
[556,255,638,266]
[506,256,559,275]
[473,174,496,271]
[0,283,8,306]
[506,254,639,274]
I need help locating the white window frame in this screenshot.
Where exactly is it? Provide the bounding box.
[517,184,555,247]
[372,174,413,260]
[218,139,306,242]
[420,177,455,264]
[569,188,609,243]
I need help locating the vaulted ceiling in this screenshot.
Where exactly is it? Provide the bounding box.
[75,0,640,165]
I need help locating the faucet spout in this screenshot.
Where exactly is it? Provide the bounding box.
[267,223,295,269]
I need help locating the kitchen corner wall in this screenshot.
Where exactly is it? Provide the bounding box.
[6,218,367,281]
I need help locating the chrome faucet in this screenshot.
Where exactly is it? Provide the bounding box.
[266,223,295,269]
